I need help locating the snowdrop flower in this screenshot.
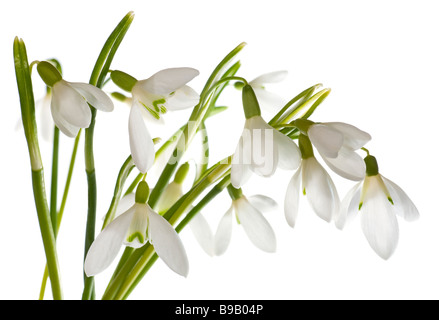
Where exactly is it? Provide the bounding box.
[111,68,200,173]
[336,154,419,260]
[231,85,301,188]
[284,134,340,227]
[190,188,278,256]
[210,186,277,255]
[36,61,114,137]
[84,181,189,277]
[295,119,371,181]
[245,71,288,112]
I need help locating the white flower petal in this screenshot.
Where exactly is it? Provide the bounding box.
[273,129,301,170]
[231,163,251,189]
[252,88,285,113]
[214,206,234,256]
[165,85,200,110]
[114,193,136,218]
[128,103,155,173]
[302,157,339,223]
[249,71,288,86]
[235,197,276,253]
[308,123,344,158]
[156,182,183,214]
[68,82,114,112]
[52,80,91,128]
[84,206,135,276]
[147,207,189,277]
[50,99,81,137]
[325,122,371,150]
[140,67,200,95]
[248,195,278,213]
[190,213,214,256]
[231,131,252,188]
[38,94,54,141]
[382,176,419,222]
[246,116,278,177]
[284,166,302,228]
[360,176,399,260]
[335,181,362,230]
[322,147,366,181]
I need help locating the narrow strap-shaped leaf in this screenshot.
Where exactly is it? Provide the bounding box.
[13,37,63,300]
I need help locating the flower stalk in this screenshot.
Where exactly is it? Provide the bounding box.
[81,10,134,300]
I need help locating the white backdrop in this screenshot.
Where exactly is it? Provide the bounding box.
[1,0,438,300]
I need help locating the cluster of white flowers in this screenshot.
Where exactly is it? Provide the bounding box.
[36,59,418,279]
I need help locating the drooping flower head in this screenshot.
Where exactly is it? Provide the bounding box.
[36,61,114,137]
[84,181,189,277]
[111,68,200,173]
[336,154,419,260]
[284,134,340,227]
[190,185,277,256]
[231,85,301,188]
[294,119,371,181]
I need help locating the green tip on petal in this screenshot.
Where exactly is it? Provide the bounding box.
[242,85,261,119]
[388,196,394,205]
[37,61,62,87]
[127,232,145,244]
[135,181,150,204]
[111,70,138,92]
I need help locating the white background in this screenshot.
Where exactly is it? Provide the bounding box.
[1,0,438,300]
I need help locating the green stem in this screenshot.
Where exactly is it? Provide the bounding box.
[57,130,81,230]
[50,126,60,233]
[39,129,81,299]
[32,169,63,299]
[81,11,134,300]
